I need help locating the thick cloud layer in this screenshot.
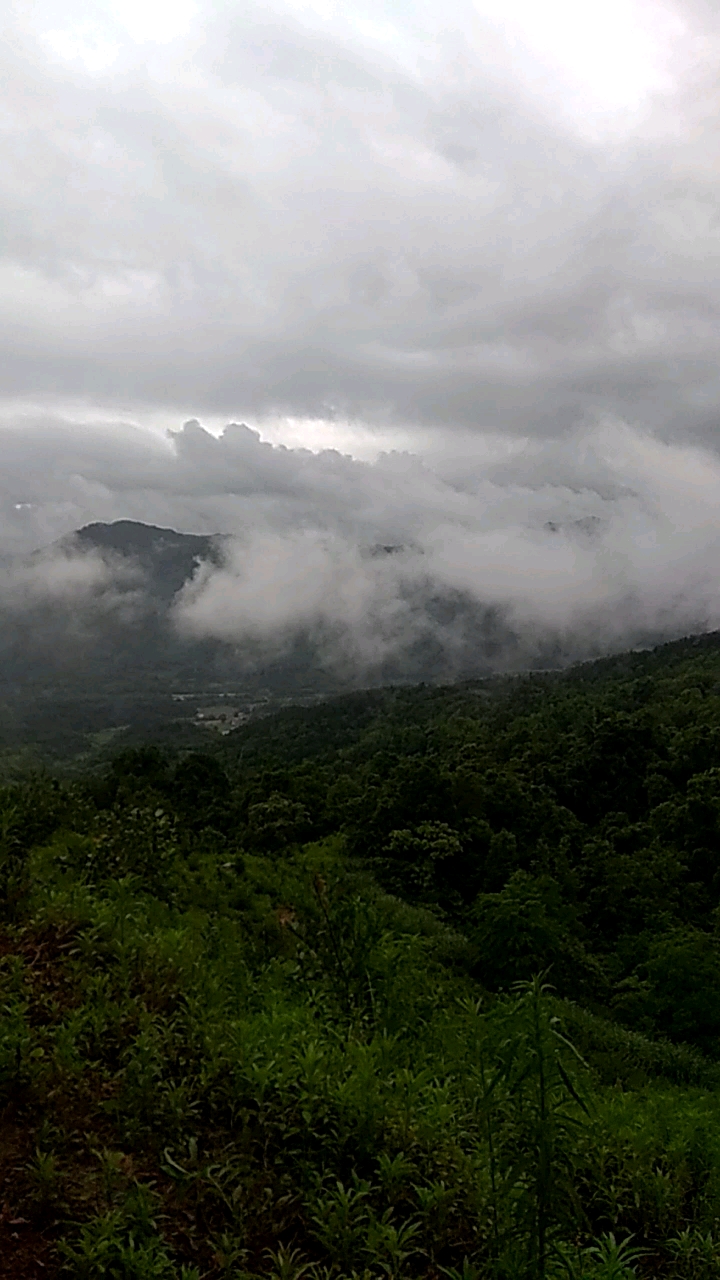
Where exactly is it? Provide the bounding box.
[3,2,720,674]
[2,415,720,674]
[2,0,720,443]
[168,419,720,670]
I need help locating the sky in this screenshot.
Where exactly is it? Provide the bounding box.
[3,0,720,668]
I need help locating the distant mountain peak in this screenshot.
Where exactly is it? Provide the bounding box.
[72,520,220,556]
[64,520,224,601]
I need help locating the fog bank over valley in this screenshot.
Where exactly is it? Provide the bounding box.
[4,0,720,680]
[0,414,719,682]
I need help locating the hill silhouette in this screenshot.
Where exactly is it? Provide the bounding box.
[1,519,720,775]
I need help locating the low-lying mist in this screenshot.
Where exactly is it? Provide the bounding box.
[171,415,720,677]
[2,413,719,680]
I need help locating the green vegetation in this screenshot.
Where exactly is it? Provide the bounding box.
[6,631,720,1276]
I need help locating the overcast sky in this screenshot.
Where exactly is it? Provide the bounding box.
[3,0,720,662]
[4,0,719,445]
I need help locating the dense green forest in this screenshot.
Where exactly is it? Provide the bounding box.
[5,631,720,1278]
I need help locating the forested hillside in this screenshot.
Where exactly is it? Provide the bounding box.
[4,631,720,1277]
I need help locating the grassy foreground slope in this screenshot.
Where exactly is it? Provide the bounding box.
[4,632,720,1277]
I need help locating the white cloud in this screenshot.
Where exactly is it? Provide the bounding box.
[1,411,720,670]
[73,413,720,669]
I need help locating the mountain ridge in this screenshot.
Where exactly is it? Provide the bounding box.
[2,518,720,776]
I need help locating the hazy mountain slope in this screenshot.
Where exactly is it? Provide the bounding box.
[0,520,525,698]
[0,521,228,694]
[70,520,222,601]
[2,519,720,776]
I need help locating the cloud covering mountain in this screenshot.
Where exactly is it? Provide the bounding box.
[1,414,720,679]
[3,0,720,675]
